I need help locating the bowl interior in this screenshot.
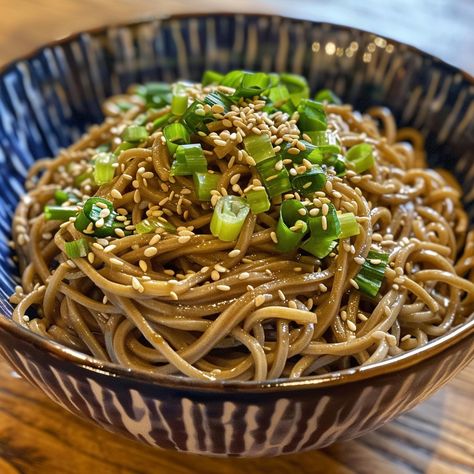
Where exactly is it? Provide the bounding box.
[0,13,472,347]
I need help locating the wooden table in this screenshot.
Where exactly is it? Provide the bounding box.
[0,1,473,473]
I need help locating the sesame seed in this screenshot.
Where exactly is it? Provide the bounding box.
[288,300,297,309]
[321,216,328,230]
[214,264,227,273]
[354,256,365,265]
[131,277,144,292]
[358,313,368,321]
[278,290,285,301]
[178,235,191,244]
[217,284,231,291]
[211,270,220,281]
[228,249,241,258]
[332,191,342,199]
[347,320,357,332]
[319,283,328,292]
[288,147,300,155]
[270,232,278,244]
[169,291,179,300]
[103,244,116,253]
[138,260,148,272]
[255,295,266,307]
[239,272,250,280]
[114,228,125,238]
[144,247,158,257]
[111,189,123,199]
[214,139,227,147]
[87,252,95,264]
[325,181,333,193]
[372,331,386,340]
[369,259,382,265]
[309,208,320,217]
[150,234,161,246]
[110,257,124,266]
[230,174,241,185]
[349,278,359,289]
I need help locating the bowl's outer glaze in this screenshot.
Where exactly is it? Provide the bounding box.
[0,14,473,456]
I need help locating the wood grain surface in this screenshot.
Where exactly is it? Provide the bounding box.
[0,1,473,473]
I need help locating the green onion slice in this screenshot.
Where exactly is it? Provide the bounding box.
[171,83,188,116]
[305,130,341,154]
[314,88,342,104]
[202,70,224,86]
[234,72,271,98]
[44,205,78,222]
[243,133,275,164]
[268,85,290,108]
[74,197,123,238]
[275,199,308,253]
[338,212,360,239]
[354,250,389,297]
[297,99,327,131]
[113,141,135,156]
[93,152,117,185]
[135,216,176,234]
[290,166,327,195]
[122,125,148,143]
[163,123,190,155]
[210,195,250,242]
[346,143,375,173]
[245,187,271,214]
[256,158,292,198]
[171,144,207,176]
[64,238,89,259]
[279,73,310,105]
[220,70,245,88]
[193,172,221,201]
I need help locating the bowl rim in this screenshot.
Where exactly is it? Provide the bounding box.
[0,12,473,393]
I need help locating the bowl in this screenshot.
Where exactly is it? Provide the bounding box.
[0,14,473,457]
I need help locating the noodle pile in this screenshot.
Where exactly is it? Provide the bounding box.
[9,76,474,381]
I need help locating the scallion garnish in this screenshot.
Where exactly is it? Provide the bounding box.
[152,112,174,130]
[279,73,309,105]
[290,166,327,195]
[338,213,360,239]
[354,250,389,297]
[171,83,188,116]
[74,197,123,238]
[256,158,292,198]
[297,99,327,131]
[93,152,117,185]
[182,100,214,132]
[314,88,342,104]
[220,70,245,88]
[305,130,341,154]
[268,85,291,108]
[114,141,135,156]
[202,70,224,86]
[275,199,308,252]
[203,91,232,113]
[122,125,148,143]
[135,82,171,108]
[243,133,275,164]
[64,238,89,259]
[346,143,375,173]
[54,190,70,205]
[135,216,176,234]
[44,205,78,221]
[234,72,270,98]
[163,123,190,155]
[301,204,341,258]
[170,144,207,176]
[210,195,250,242]
[245,188,271,214]
[193,172,221,201]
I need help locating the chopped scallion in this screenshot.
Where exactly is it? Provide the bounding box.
[346,143,375,173]
[314,89,342,104]
[171,144,207,176]
[163,123,190,155]
[64,238,89,259]
[93,152,117,185]
[290,166,327,195]
[44,205,78,221]
[243,133,275,164]
[276,199,308,252]
[338,213,360,239]
[122,125,148,143]
[256,158,292,198]
[193,172,221,201]
[305,130,341,154]
[245,188,271,214]
[202,70,224,86]
[234,72,270,98]
[297,99,327,131]
[135,216,176,234]
[210,195,250,242]
[354,250,389,297]
[171,83,188,116]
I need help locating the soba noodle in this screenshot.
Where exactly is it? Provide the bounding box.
[9,73,474,381]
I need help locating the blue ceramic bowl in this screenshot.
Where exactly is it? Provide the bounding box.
[0,14,473,457]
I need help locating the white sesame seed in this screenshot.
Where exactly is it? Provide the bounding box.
[270,231,278,244]
[103,244,116,253]
[228,249,241,258]
[349,278,359,289]
[169,291,179,300]
[347,320,357,332]
[211,270,220,281]
[217,284,231,291]
[144,247,158,257]
[110,257,124,266]
[255,295,266,307]
[111,189,123,199]
[178,235,191,244]
[239,272,250,280]
[319,283,328,292]
[278,289,285,301]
